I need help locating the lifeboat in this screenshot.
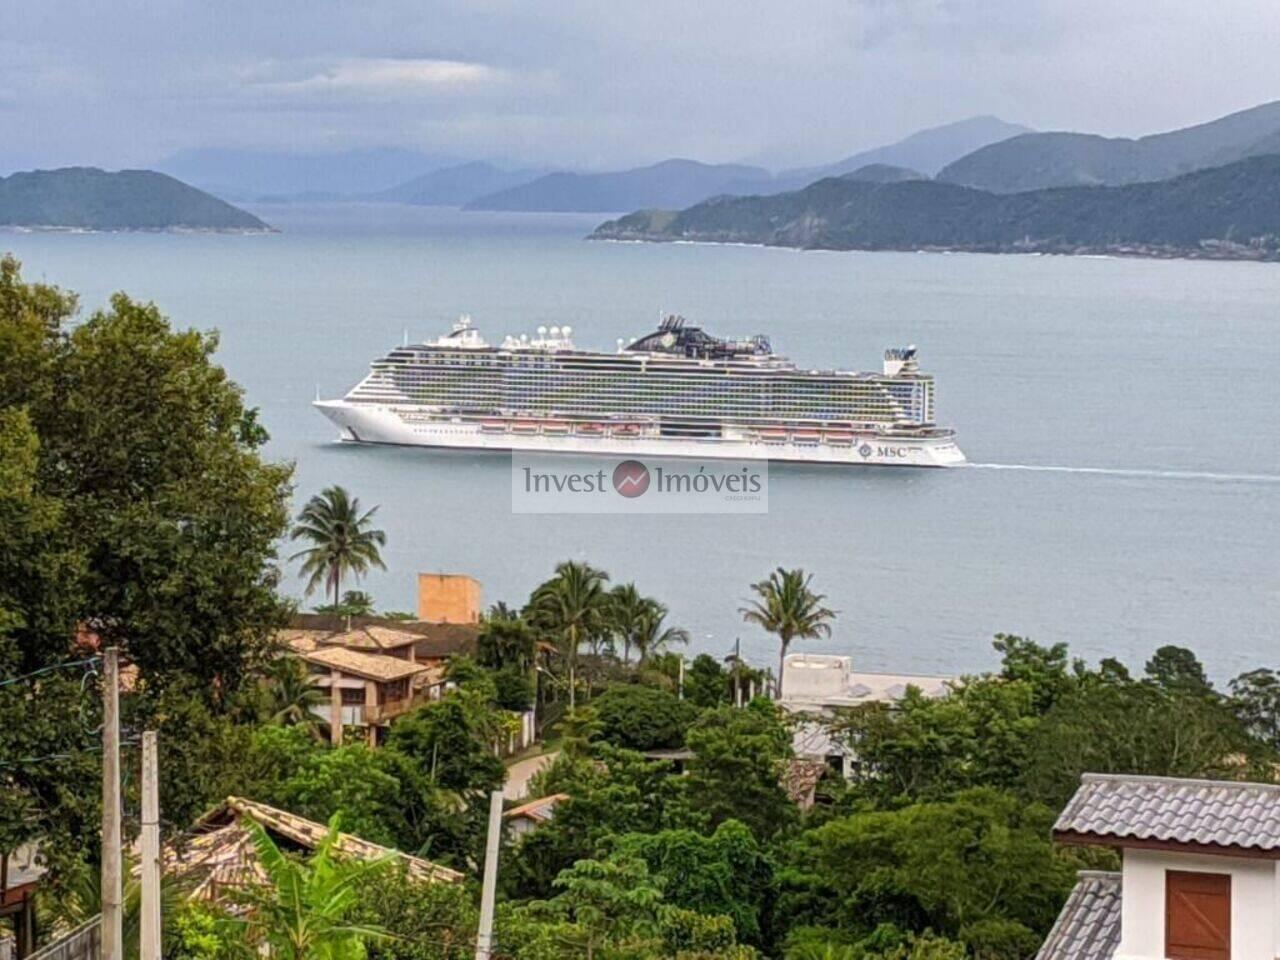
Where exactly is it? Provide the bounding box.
[793,429,821,444]
[612,424,641,438]
[542,421,570,436]
[511,420,539,435]
[480,419,507,434]
[823,431,853,446]
[577,423,605,436]
[758,428,788,444]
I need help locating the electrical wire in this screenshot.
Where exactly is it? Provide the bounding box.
[0,656,101,690]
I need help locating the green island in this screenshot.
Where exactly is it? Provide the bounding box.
[0,168,271,232]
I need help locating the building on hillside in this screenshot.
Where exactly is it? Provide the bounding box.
[778,653,951,777]
[417,573,482,624]
[1039,773,1280,960]
[301,646,443,746]
[278,612,480,745]
[166,796,463,900]
[504,794,567,838]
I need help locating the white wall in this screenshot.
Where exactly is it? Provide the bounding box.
[1115,849,1278,960]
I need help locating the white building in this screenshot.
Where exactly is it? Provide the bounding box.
[1039,774,1280,960]
[777,653,952,777]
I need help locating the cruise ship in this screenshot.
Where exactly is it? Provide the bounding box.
[315,315,965,467]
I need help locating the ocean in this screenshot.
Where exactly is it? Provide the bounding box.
[5,203,1278,682]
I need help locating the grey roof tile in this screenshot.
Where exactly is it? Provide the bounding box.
[1055,774,1280,851]
[1036,872,1122,960]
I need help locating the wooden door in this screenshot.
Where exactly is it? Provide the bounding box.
[1166,870,1231,960]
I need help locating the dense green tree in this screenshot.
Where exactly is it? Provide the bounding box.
[740,569,835,698]
[1144,645,1213,695]
[526,561,611,709]
[684,700,795,839]
[593,684,699,751]
[992,634,1073,712]
[778,789,1075,950]
[831,678,1037,802]
[606,583,649,664]
[684,654,731,708]
[1230,668,1280,750]
[611,819,775,946]
[1022,676,1254,807]
[352,865,478,960]
[290,487,387,608]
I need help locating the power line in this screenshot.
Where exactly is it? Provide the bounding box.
[0,656,101,690]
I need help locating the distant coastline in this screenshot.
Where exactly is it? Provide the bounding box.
[592,155,1280,264]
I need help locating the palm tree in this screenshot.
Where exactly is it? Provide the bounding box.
[289,486,387,608]
[606,583,648,664]
[631,600,689,664]
[527,561,610,709]
[224,815,388,959]
[740,567,836,699]
[264,656,328,740]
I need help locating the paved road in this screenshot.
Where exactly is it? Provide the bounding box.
[504,751,559,801]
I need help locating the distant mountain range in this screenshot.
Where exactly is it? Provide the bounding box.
[463,117,1026,211]
[591,154,1280,261]
[939,100,1280,192]
[0,168,270,232]
[158,147,462,201]
[773,115,1030,187]
[373,162,549,206]
[464,159,774,212]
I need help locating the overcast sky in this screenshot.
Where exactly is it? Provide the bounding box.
[5,0,1280,172]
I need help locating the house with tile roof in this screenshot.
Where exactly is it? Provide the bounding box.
[166,796,463,901]
[278,611,479,746]
[1039,773,1280,960]
[503,794,568,838]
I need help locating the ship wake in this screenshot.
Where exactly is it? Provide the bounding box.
[968,463,1280,485]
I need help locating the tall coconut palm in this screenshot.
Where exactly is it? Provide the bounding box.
[289,486,387,608]
[632,600,689,664]
[607,582,648,664]
[527,560,610,709]
[740,567,835,699]
[224,815,388,959]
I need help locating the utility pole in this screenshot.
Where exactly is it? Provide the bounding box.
[474,790,505,960]
[140,731,161,960]
[101,647,123,960]
[732,638,743,707]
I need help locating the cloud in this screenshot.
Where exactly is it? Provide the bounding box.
[248,57,510,100]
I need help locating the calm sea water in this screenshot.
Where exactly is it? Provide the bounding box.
[6,204,1279,681]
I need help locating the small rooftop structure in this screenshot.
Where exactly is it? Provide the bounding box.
[168,796,463,900]
[1038,774,1280,960]
[504,794,567,837]
[1054,774,1280,856]
[780,653,951,707]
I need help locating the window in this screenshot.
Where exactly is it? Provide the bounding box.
[340,686,366,706]
[1166,871,1230,960]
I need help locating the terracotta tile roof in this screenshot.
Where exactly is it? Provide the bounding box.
[504,794,567,824]
[1055,774,1280,852]
[168,796,463,898]
[279,614,478,661]
[302,646,429,682]
[1035,872,1122,960]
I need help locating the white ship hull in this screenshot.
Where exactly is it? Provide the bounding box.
[314,400,967,468]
